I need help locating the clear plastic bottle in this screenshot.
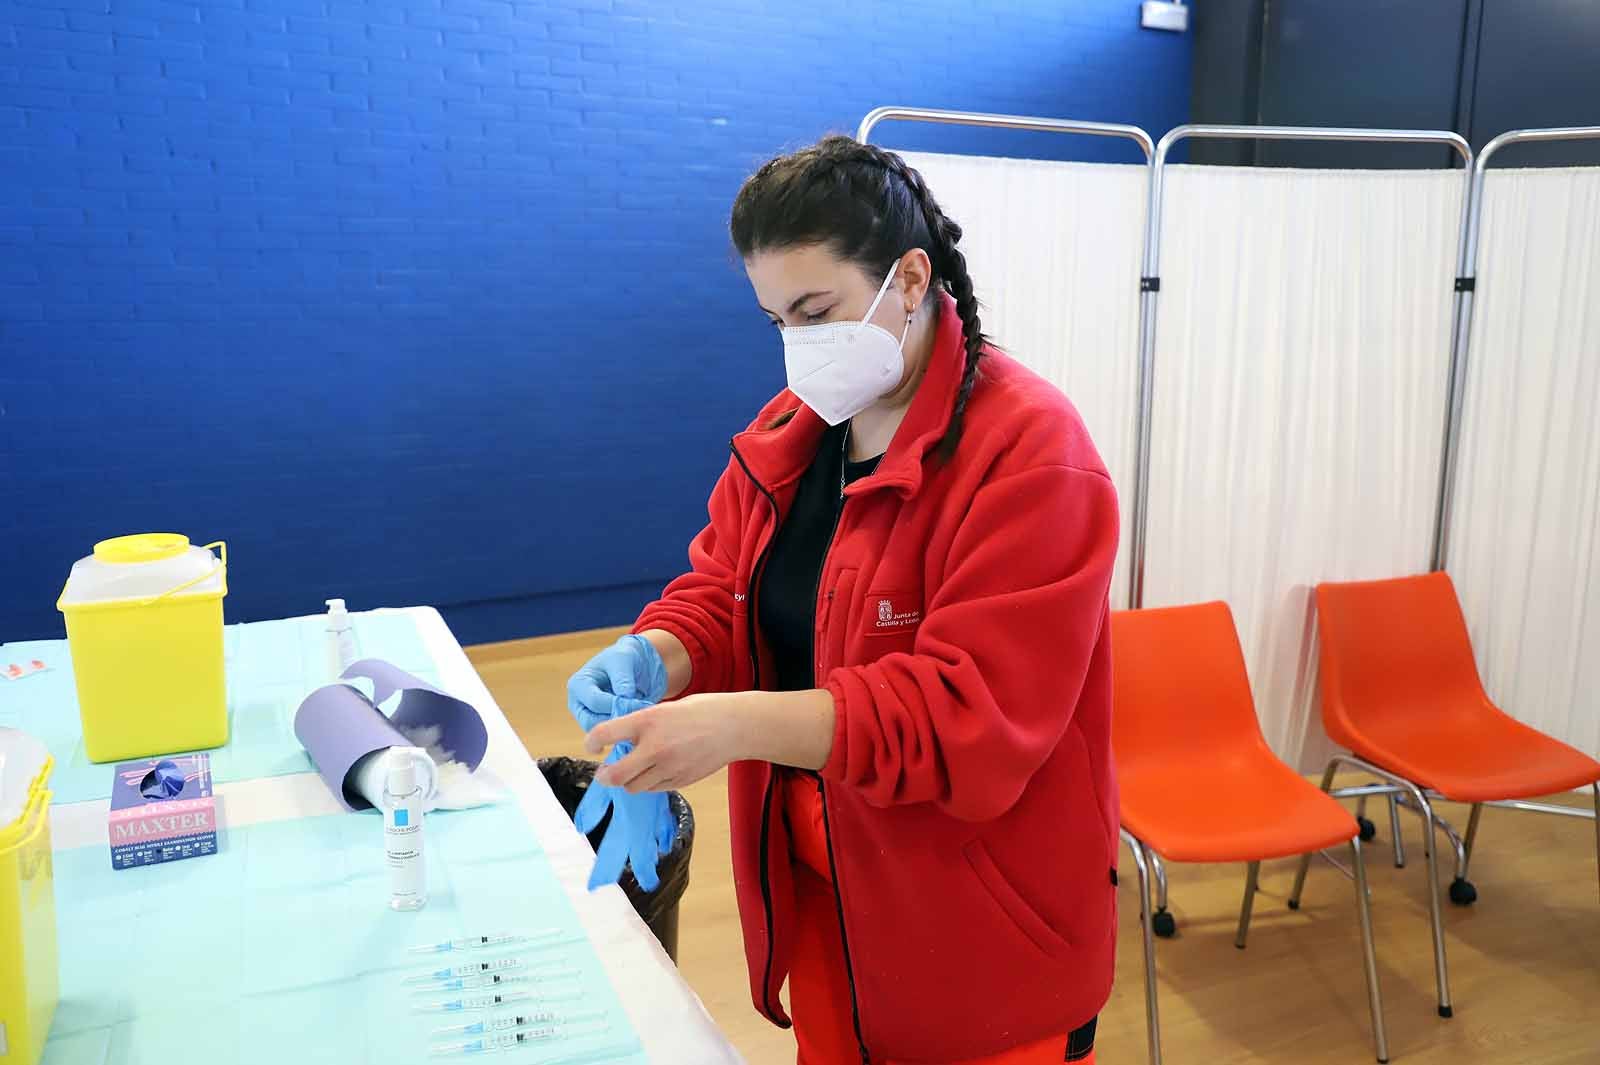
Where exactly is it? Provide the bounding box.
[384,747,428,911]
[325,597,357,683]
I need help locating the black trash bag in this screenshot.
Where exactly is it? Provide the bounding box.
[538,756,695,963]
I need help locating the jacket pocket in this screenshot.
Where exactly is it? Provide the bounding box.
[818,568,857,678]
[963,838,1072,959]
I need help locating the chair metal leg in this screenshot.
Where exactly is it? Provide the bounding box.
[1290,847,1312,909]
[1290,763,1339,909]
[1396,792,1471,884]
[1405,785,1453,1017]
[1351,836,1391,1063]
[1417,787,1598,903]
[1436,807,1467,881]
[1593,783,1599,905]
[1387,792,1406,868]
[1311,756,1453,1017]
[1462,802,1482,879]
[1235,861,1260,949]
[1450,794,1596,819]
[1148,849,1177,936]
[1121,830,1163,1065]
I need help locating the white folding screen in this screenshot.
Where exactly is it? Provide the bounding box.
[1447,166,1600,758]
[1142,165,1465,768]
[896,148,1600,766]
[899,151,1147,601]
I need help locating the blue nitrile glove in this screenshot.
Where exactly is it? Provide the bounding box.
[566,635,668,733]
[575,743,678,892]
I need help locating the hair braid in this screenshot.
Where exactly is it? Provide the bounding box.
[855,143,987,460]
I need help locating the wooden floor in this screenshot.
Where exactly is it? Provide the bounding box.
[469,629,1600,1065]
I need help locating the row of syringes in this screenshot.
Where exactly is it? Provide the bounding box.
[398,930,640,1060]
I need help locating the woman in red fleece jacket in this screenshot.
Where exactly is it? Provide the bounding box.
[573,136,1120,1065]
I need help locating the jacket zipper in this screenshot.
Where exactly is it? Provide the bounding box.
[818,780,871,1063]
[732,437,872,1059]
[814,479,871,1064]
[730,441,780,693]
[729,440,785,1025]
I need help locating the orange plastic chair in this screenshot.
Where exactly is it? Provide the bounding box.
[1295,572,1600,1019]
[1113,602,1388,1065]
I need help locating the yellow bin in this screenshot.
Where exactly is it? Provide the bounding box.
[55,534,229,763]
[0,730,56,1065]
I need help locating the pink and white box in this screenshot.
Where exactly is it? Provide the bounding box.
[108,753,218,870]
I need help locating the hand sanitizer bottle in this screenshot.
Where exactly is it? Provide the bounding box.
[384,747,428,911]
[325,597,357,684]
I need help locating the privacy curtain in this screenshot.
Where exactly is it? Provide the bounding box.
[901,152,1148,604]
[1447,166,1600,758]
[1142,165,1465,768]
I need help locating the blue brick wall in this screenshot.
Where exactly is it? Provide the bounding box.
[0,0,1190,646]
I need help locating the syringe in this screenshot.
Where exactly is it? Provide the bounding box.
[415,991,536,1015]
[410,930,564,955]
[430,1021,610,1056]
[404,956,526,985]
[422,967,581,994]
[434,1007,606,1038]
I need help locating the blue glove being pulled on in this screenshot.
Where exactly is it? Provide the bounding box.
[566,635,668,733]
[567,635,674,892]
[575,743,677,892]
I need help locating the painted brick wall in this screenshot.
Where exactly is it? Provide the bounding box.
[0,0,1190,644]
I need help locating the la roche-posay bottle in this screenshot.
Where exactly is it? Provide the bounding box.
[384,747,428,911]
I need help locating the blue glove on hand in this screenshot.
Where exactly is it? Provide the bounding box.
[566,635,668,733]
[575,743,677,892]
[568,637,673,892]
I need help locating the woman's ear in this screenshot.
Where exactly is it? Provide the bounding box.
[898,248,934,312]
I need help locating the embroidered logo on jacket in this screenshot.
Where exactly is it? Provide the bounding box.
[872,596,921,631]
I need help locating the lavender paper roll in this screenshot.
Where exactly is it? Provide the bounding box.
[341,659,488,770]
[293,683,411,811]
[293,660,489,811]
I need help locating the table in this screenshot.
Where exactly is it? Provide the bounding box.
[46,606,743,1065]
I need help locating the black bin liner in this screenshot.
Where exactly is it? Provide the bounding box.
[538,756,695,963]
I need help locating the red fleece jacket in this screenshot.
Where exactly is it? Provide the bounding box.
[635,296,1121,1063]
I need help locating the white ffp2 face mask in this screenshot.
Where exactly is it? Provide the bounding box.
[781,260,912,426]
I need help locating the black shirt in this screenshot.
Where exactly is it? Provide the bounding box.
[758,422,883,692]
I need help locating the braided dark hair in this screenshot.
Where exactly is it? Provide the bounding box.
[729,135,987,460]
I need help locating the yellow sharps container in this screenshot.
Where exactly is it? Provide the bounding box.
[56,534,229,763]
[0,729,56,1065]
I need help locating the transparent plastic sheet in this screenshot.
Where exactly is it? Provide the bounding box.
[42,802,645,1064]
